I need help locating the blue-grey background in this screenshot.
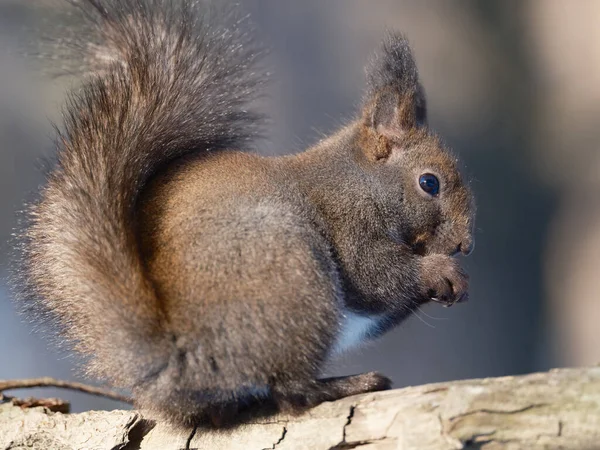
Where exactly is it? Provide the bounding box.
[1,0,599,412]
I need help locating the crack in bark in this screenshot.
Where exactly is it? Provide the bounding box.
[461,430,497,445]
[327,405,356,449]
[342,405,356,444]
[184,426,197,450]
[558,420,563,437]
[330,439,388,449]
[448,403,549,422]
[120,415,155,450]
[331,404,395,448]
[422,387,450,395]
[330,437,390,449]
[261,426,287,450]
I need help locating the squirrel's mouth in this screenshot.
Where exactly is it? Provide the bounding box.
[428,290,469,308]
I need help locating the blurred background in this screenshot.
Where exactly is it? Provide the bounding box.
[0,0,598,413]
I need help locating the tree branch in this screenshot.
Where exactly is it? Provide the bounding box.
[0,377,132,404]
[1,367,599,449]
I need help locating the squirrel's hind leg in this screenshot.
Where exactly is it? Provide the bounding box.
[272,372,392,411]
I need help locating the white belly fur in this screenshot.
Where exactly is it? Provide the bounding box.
[332,309,383,356]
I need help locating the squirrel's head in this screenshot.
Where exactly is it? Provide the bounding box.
[356,34,475,257]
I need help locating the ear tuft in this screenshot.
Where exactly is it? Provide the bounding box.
[362,33,427,141]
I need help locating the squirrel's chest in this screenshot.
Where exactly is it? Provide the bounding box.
[331,309,385,356]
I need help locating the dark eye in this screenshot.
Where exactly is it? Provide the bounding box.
[419,173,440,196]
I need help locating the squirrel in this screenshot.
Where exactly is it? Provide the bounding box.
[14,0,475,427]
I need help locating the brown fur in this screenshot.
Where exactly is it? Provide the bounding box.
[14,0,475,426]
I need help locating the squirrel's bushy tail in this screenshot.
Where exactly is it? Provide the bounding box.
[16,0,266,390]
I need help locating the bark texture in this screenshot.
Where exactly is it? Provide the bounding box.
[1,367,599,450]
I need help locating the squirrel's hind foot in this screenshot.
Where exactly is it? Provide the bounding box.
[272,372,392,412]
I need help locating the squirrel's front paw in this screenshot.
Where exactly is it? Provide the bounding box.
[419,254,469,307]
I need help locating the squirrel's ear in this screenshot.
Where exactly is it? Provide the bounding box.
[361,34,427,158]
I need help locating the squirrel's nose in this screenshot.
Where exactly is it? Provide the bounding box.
[458,238,474,256]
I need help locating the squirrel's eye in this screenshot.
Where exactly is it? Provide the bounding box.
[419,173,440,196]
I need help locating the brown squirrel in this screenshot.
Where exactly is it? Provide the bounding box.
[14,0,475,426]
